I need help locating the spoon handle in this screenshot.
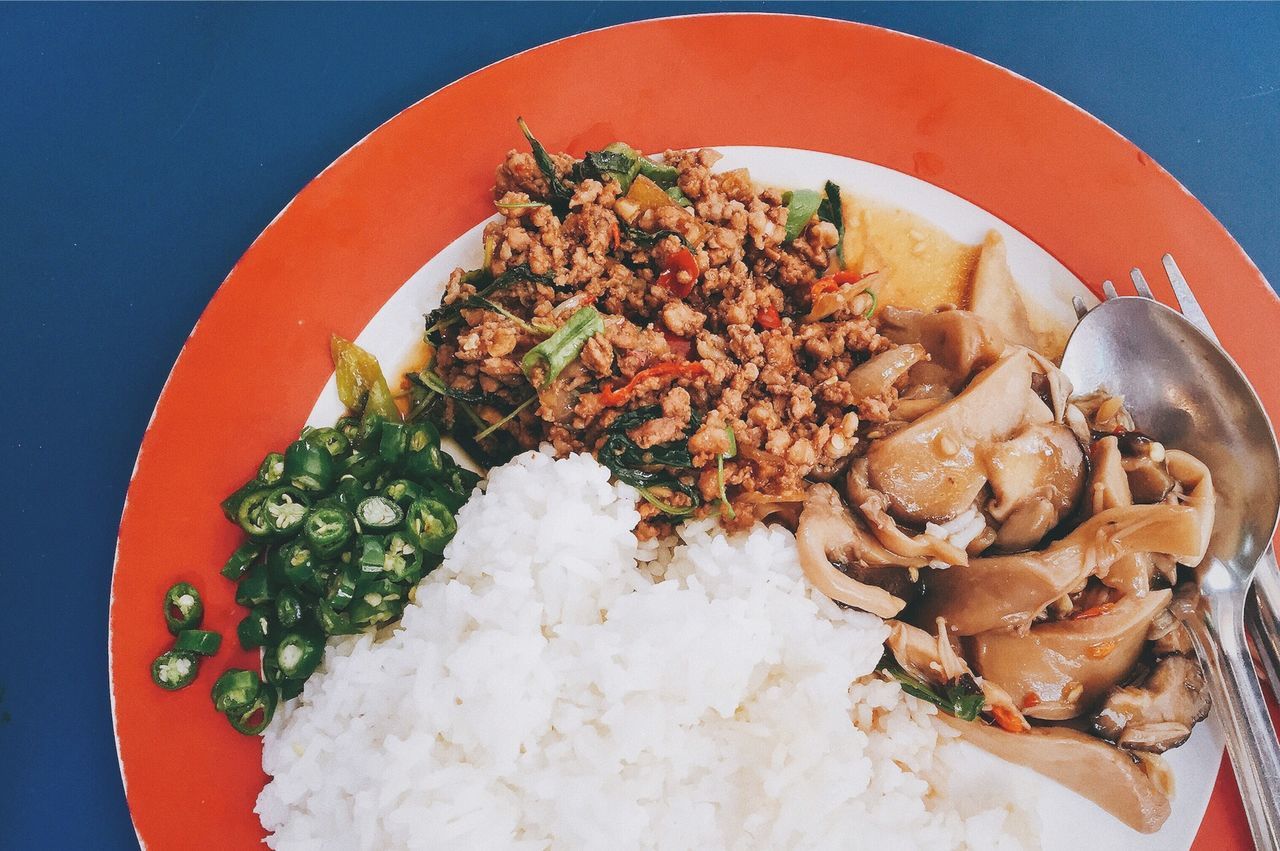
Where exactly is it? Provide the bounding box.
[1187,590,1280,849]
[1247,547,1280,703]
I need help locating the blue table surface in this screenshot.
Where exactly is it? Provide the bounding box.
[2,3,1277,847]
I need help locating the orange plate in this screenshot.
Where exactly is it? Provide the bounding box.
[110,14,1277,849]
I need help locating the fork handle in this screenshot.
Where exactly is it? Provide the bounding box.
[1188,590,1280,849]
[1247,546,1280,702]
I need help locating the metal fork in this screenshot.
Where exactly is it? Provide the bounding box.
[1130,257,1280,703]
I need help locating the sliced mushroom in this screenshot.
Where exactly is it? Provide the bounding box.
[940,715,1171,833]
[969,589,1172,720]
[846,458,969,565]
[982,422,1086,552]
[795,484,925,617]
[1164,450,1216,567]
[845,344,927,401]
[865,350,1053,525]
[878,305,1007,387]
[1093,654,1211,753]
[1123,455,1176,505]
[917,503,1208,635]
[968,231,1039,351]
[1088,436,1156,595]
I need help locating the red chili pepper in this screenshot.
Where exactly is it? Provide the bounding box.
[656,248,699,298]
[662,331,692,361]
[991,706,1025,733]
[755,305,781,330]
[1021,692,1040,710]
[598,361,708,407]
[609,219,621,251]
[811,269,868,299]
[1069,602,1116,621]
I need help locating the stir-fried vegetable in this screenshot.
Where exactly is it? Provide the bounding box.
[783,188,822,241]
[330,335,402,423]
[521,307,604,389]
[716,426,738,520]
[877,652,986,722]
[163,582,203,634]
[423,263,555,344]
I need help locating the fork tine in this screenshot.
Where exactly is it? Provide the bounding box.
[1130,268,1155,300]
[1102,280,1119,301]
[1072,295,1089,319]
[1162,254,1222,344]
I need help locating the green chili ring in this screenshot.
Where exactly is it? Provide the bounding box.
[304,506,354,558]
[151,650,199,691]
[284,437,335,492]
[227,682,278,735]
[175,629,222,656]
[262,486,311,538]
[404,497,457,556]
[163,582,204,634]
[355,495,403,532]
[211,668,260,715]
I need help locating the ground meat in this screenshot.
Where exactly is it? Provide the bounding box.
[428,141,888,535]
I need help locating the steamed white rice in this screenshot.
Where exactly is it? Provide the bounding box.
[257,450,1036,850]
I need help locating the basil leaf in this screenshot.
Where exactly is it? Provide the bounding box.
[638,157,680,188]
[423,263,553,343]
[618,222,688,249]
[877,652,985,722]
[817,180,845,264]
[783,188,822,242]
[517,117,574,214]
[582,145,641,193]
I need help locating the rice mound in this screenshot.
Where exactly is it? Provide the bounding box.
[258,450,1035,850]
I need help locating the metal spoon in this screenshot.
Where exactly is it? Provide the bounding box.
[1060,292,1280,846]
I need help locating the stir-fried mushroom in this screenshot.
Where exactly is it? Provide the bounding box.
[969,589,1172,720]
[1093,655,1211,753]
[844,344,927,402]
[1088,435,1158,595]
[940,715,1172,834]
[918,503,1207,636]
[865,350,1055,525]
[982,422,1085,552]
[846,458,969,565]
[968,231,1039,351]
[795,484,925,618]
[877,306,1006,388]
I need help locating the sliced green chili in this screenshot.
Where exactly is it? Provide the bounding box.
[304,506,354,557]
[151,650,199,691]
[220,541,262,580]
[175,629,222,656]
[341,451,387,485]
[356,534,386,576]
[262,486,311,538]
[275,631,324,680]
[236,604,274,650]
[271,539,316,588]
[220,480,265,522]
[257,452,286,486]
[400,422,443,480]
[382,479,425,510]
[378,421,407,465]
[234,565,272,608]
[274,588,306,629]
[326,563,359,612]
[211,668,260,715]
[235,488,274,540]
[382,532,425,583]
[163,582,203,634]
[284,438,335,492]
[404,497,457,556]
[304,426,351,459]
[332,475,368,510]
[317,600,361,636]
[227,682,277,735]
[520,307,604,389]
[349,579,406,629]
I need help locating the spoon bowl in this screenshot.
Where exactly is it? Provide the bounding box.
[1060,293,1280,845]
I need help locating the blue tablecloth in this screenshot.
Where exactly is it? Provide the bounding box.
[2,3,1276,847]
